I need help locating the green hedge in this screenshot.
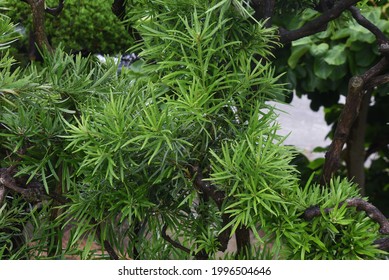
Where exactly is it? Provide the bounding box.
[6,0,133,56]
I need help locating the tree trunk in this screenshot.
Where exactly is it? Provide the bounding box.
[321,76,365,185]
[235,226,250,257]
[346,90,371,195]
[111,0,142,42]
[26,0,52,59]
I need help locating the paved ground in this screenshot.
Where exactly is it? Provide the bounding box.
[268,96,331,160]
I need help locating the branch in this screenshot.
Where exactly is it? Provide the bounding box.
[94,219,119,260]
[161,224,191,254]
[374,238,389,251]
[0,185,6,205]
[111,0,142,42]
[345,198,389,234]
[321,76,364,184]
[318,0,335,12]
[188,164,231,252]
[0,167,42,203]
[379,42,389,56]
[279,0,359,44]
[250,0,275,27]
[365,73,389,89]
[302,198,389,251]
[103,239,119,260]
[161,224,212,259]
[349,6,389,55]
[303,198,389,233]
[45,0,65,16]
[24,0,53,53]
[362,57,389,81]
[111,0,126,21]
[0,165,70,205]
[188,164,225,208]
[262,0,275,28]
[321,58,389,184]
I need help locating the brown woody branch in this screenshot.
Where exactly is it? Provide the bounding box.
[279,0,359,44]
[303,198,389,251]
[322,76,364,184]
[23,0,53,55]
[188,164,231,252]
[188,164,252,254]
[345,198,389,234]
[349,6,389,55]
[188,164,225,209]
[366,73,389,89]
[250,0,275,27]
[0,185,6,205]
[0,164,71,205]
[319,6,389,185]
[362,57,389,81]
[94,219,119,260]
[321,58,389,184]
[161,224,191,254]
[161,224,210,259]
[0,167,42,203]
[103,239,119,260]
[374,238,389,251]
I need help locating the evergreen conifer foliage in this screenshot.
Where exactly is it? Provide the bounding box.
[0,0,388,259]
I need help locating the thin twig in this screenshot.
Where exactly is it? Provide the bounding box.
[161,224,191,254]
[45,0,65,16]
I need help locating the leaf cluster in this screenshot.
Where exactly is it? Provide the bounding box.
[275,6,389,109]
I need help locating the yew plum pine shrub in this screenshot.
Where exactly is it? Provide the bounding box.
[0,0,387,259]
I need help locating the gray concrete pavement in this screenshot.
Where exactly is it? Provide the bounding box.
[268,96,331,159]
